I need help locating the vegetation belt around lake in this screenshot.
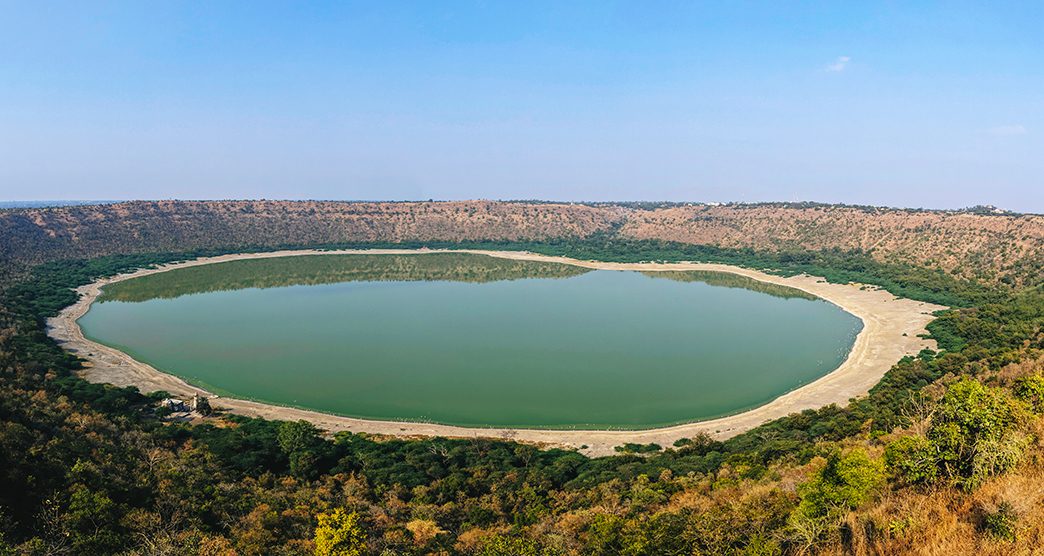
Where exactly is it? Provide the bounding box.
[1,238,1042,554]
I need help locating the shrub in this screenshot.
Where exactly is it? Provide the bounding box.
[796,449,885,520]
[884,435,937,486]
[981,501,1019,541]
[928,379,1026,490]
[1013,373,1044,413]
[614,443,662,454]
[886,379,1028,492]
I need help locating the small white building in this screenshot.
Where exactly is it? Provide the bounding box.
[160,398,188,412]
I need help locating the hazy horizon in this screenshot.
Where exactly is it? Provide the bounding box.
[1,198,1037,215]
[2,2,1042,212]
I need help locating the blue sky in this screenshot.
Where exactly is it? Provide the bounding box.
[1,2,1041,212]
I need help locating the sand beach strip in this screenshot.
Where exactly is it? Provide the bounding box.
[47,249,945,456]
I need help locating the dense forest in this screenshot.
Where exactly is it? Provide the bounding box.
[1,203,1043,554]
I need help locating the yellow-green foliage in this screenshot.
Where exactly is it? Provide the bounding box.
[313,508,365,556]
[981,501,1020,542]
[930,379,1026,490]
[1014,373,1044,413]
[480,534,545,556]
[887,378,1028,491]
[885,435,937,485]
[796,449,885,520]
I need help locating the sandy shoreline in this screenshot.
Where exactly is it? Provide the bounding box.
[47,249,944,456]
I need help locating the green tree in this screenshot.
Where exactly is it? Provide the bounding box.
[796,449,885,520]
[884,435,937,486]
[278,420,322,454]
[480,534,544,556]
[314,508,365,556]
[278,420,327,479]
[928,378,1026,490]
[887,378,1028,491]
[1013,373,1044,413]
[65,486,123,554]
[585,513,626,556]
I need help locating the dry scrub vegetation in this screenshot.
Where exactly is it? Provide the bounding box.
[2,201,1041,286]
[620,204,1044,287]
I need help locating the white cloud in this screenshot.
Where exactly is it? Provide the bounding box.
[987,124,1028,136]
[826,56,851,72]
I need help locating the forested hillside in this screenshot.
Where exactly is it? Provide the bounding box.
[0,201,1042,554]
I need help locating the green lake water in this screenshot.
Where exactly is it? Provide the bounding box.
[79,253,862,428]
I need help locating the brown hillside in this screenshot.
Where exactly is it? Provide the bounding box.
[1,200,1041,286]
[0,200,624,280]
[620,204,1044,284]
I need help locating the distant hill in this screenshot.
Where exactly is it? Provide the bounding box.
[1,200,1041,286]
[620,203,1043,286]
[0,200,118,209]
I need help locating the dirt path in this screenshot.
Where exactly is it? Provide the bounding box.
[46,249,944,456]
